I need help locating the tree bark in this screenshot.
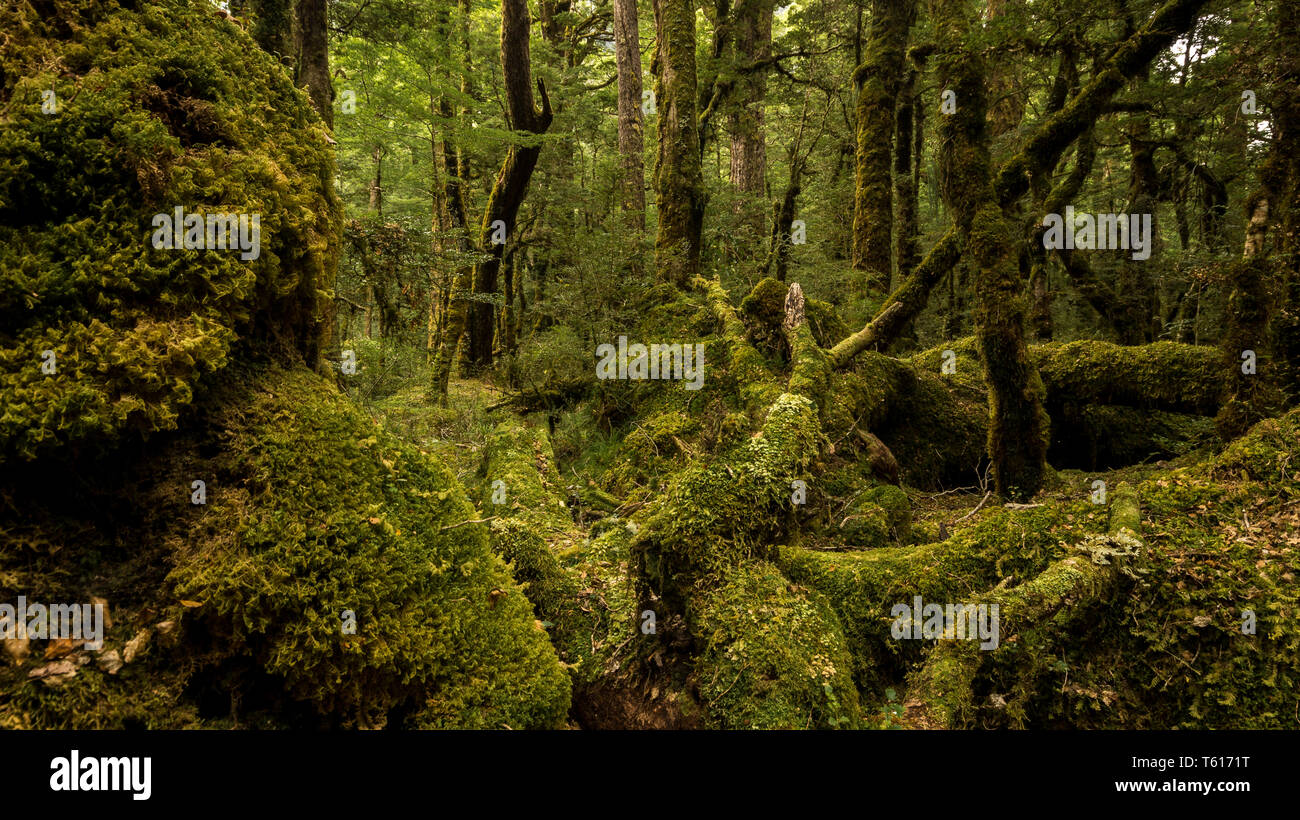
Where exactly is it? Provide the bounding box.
[850,0,912,291]
[614,0,646,227]
[294,0,333,128]
[652,0,706,288]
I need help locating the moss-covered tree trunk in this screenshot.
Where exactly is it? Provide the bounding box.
[1116,72,1160,344]
[294,0,332,128]
[934,0,1047,501]
[766,152,802,281]
[465,0,552,371]
[652,0,706,288]
[851,0,912,291]
[614,0,646,228]
[893,52,922,284]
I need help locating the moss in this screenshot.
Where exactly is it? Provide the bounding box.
[480,418,639,688]
[907,481,1144,728]
[633,392,820,609]
[778,502,1086,695]
[1212,407,1300,484]
[692,561,860,729]
[839,484,911,548]
[738,276,788,356]
[841,347,988,489]
[1032,340,1222,416]
[0,0,341,463]
[904,339,1223,475]
[805,298,851,349]
[705,278,780,410]
[166,366,570,728]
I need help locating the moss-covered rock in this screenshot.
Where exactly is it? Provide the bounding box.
[168,366,570,728]
[0,0,341,463]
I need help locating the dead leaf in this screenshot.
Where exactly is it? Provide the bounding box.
[43,637,81,660]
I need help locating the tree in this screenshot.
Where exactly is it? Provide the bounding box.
[851,0,912,291]
[652,0,705,288]
[614,0,647,227]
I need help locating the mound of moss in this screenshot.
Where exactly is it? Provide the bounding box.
[0,0,341,462]
[693,561,860,729]
[169,366,571,728]
[1,366,571,729]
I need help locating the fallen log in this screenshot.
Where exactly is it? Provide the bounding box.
[904,482,1144,728]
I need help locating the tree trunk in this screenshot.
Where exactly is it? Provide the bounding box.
[893,56,921,284]
[934,0,1047,501]
[466,0,553,370]
[431,0,477,402]
[728,0,772,237]
[652,0,706,288]
[850,0,911,291]
[294,0,333,128]
[614,0,646,228]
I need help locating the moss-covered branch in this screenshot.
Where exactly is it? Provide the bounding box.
[905,482,1144,728]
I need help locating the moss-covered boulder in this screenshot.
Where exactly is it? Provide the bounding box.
[0,0,341,462]
[0,365,571,729]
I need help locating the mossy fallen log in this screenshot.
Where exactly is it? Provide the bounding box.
[849,339,1225,484]
[777,501,1086,694]
[904,482,1144,728]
